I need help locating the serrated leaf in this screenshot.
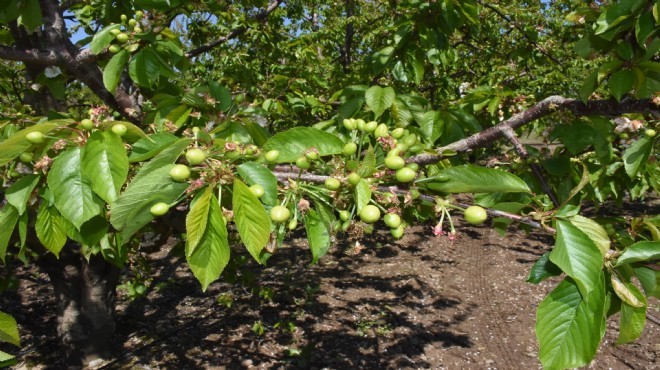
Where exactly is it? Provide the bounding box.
[527,252,562,284]
[305,209,330,264]
[263,127,344,163]
[419,110,443,144]
[356,147,376,178]
[622,136,652,179]
[128,132,179,162]
[110,164,188,232]
[0,205,19,264]
[0,122,62,166]
[5,175,40,215]
[90,24,122,54]
[550,220,604,296]
[82,131,129,204]
[35,203,67,257]
[131,138,191,183]
[0,350,17,367]
[608,69,634,101]
[365,85,395,118]
[97,120,147,143]
[426,164,530,193]
[536,276,606,370]
[47,148,104,230]
[103,49,130,92]
[615,241,660,266]
[611,274,644,308]
[568,215,610,256]
[186,186,212,256]
[617,283,647,344]
[633,266,659,298]
[237,162,278,206]
[0,311,20,347]
[355,179,372,212]
[187,193,230,291]
[129,47,161,87]
[233,180,270,263]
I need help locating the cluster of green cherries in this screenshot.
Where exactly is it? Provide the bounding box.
[107,11,145,54]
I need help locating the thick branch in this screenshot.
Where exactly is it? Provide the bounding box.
[0,45,58,65]
[185,0,284,58]
[408,96,659,165]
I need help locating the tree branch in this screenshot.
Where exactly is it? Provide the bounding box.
[0,45,59,65]
[185,0,284,58]
[408,96,659,165]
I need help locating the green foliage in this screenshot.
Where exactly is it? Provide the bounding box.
[0,0,657,368]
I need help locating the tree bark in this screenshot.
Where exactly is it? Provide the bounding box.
[36,244,120,367]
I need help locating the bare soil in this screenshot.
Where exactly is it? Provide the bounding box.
[3,220,658,369]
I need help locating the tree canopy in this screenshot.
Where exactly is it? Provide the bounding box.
[0,0,658,368]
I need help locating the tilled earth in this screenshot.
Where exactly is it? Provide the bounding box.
[3,220,659,369]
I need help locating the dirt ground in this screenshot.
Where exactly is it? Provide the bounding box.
[3,220,659,369]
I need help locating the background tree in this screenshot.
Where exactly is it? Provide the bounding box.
[0,0,657,368]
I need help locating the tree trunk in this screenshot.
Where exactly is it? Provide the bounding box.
[36,244,120,367]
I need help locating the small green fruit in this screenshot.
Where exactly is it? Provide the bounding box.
[111,123,128,136]
[19,152,33,163]
[325,177,341,190]
[391,128,405,139]
[390,225,404,239]
[406,163,419,171]
[120,14,128,23]
[343,142,358,156]
[169,164,191,181]
[395,167,416,183]
[80,119,94,130]
[342,118,356,130]
[403,134,417,147]
[383,213,401,228]
[339,210,350,221]
[26,131,45,143]
[270,205,291,223]
[135,10,144,20]
[464,205,488,225]
[115,33,129,43]
[364,121,378,133]
[110,29,121,36]
[265,150,280,163]
[249,184,265,198]
[296,156,311,169]
[288,219,298,230]
[348,172,361,186]
[384,155,405,170]
[305,151,319,161]
[374,123,389,138]
[185,148,207,165]
[128,19,137,28]
[645,129,656,138]
[150,202,170,216]
[356,119,366,131]
[359,205,381,224]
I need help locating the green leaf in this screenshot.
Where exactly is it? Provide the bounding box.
[110,164,188,232]
[78,216,108,247]
[355,179,372,212]
[0,350,17,367]
[0,205,18,264]
[305,209,330,264]
[579,70,599,102]
[617,282,646,344]
[611,274,644,308]
[608,69,634,101]
[209,81,232,111]
[237,162,278,206]
[0,121,62,166]
[623,136,652,178]
[131,138,191,183]
[186,186,212,256]
[129,47,161,87]
[365,86,396,118]
[536,276,606,370]
[35,203,67,257]
[568,215,610,256]
[0,311,20,346]
[97,120,147,143]
[128,132,179,162]
[232,180,270,264]
[527,252,562,284]
[90,24,122,54]
[633,266,659,298]
[615,241,660,266]
[418,110,443,144]
[263,127,344,163]
[187,193,230,291]
[550,220,604,296]
[103,49,130,92]
[17,0,42,31]
[356,147,376,178]
[82,131,129,204]
[5,175,40,215]
[47,148,104,230]
[426,165,530,193]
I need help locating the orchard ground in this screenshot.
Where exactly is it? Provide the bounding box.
[3,209,658,369]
